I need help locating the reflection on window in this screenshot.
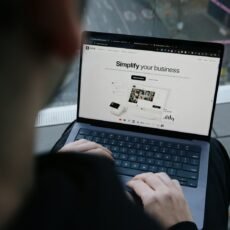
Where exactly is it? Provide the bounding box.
[49,0,230,108]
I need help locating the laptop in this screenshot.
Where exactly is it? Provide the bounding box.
[65,31,224,229]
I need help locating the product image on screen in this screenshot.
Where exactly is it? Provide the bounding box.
[126,85,170,121]
[110,102,120,109]
[110,102,127,116]
[129,86,155,104]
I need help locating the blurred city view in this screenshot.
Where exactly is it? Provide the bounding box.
[50,0,230,108]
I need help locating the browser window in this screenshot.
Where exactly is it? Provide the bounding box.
[79,42,221,136]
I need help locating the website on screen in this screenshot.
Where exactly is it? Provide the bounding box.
[79,44,220,136]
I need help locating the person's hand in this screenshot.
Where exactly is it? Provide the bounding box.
[59,139,113,160]
[127,172,193,229]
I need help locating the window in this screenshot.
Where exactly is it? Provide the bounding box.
[48,0,230,109]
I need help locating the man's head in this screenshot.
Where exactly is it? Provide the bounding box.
[0,0,86,227]
[1,0,86,106]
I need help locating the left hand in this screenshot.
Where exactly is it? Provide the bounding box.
[59,139,113,160]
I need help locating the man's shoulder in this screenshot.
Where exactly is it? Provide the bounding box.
[36,152,115,178]
[9,153,161,230]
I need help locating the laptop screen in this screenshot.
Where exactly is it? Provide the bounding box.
[78,33,222,136]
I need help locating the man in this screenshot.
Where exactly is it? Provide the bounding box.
[0,0,229,229]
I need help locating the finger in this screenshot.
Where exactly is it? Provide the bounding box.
[59,140,113,160]
[64,140,112,155]
[98,145,112,155]
[70,141,103,153]
[69,139,89,146]
[134,173,166,191]
[74,139,88,144]
[134,172,153,180]
[89,144,112,156]
[85,148,114,160]
[97,146,112,157]
[172,179,183,192]
[127,179,153,201]
[156,172,174,187]
[59,139,89,152]
[79,142,112,155]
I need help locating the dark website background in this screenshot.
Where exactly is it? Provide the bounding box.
[49,0,230,108]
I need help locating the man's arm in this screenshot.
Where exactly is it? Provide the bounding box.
[59,140,197,229]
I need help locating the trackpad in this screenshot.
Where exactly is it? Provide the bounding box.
[118,174,143,207]
[119,174,132,186]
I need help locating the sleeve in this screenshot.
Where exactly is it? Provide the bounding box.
[33,153,164,230]
[169,221,198,230]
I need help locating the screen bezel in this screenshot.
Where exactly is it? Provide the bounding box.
[77,31,224,141]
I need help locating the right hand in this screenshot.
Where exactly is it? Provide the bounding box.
[127,172,193,229]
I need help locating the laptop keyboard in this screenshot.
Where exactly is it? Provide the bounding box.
[75,129,201,188]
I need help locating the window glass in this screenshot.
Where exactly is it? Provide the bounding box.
[49,0,230,108]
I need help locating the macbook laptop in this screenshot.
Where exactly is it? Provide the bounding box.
[65,31,224,229]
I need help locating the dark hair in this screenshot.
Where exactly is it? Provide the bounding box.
[0,0,87,31]
[0,0,24,30]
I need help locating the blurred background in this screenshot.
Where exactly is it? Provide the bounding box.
[48,0,230,108]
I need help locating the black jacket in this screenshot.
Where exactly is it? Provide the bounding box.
[9,153,197,230]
